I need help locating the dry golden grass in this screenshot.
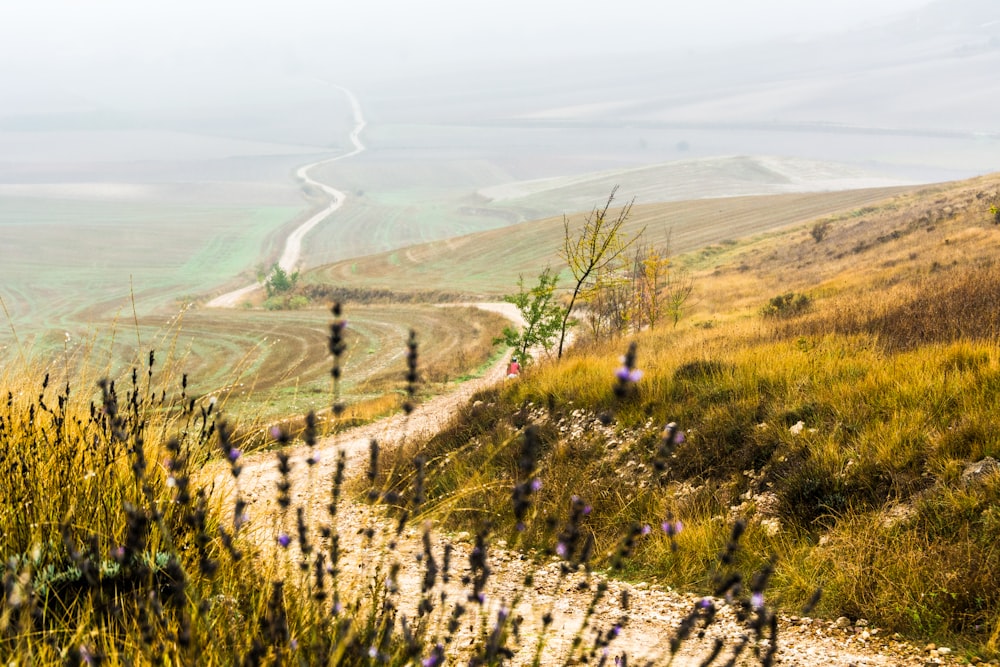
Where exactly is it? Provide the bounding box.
[689,173,1000,325]
[377,171,1000,656]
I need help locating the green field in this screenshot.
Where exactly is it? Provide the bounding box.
[0,125,931,437]
[0,196,307,338]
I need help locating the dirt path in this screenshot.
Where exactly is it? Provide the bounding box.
[201,345,951,666]
[206,84,365,308]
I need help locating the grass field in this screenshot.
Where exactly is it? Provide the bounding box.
[300,150,917,269]
[0,195,308,338]
[306,185,915,297]
[13,303,508,433]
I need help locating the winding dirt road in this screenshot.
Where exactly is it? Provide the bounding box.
[201,348,947,666]
[206,85,366,308]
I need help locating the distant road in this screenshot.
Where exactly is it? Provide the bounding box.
[207,85,366,308]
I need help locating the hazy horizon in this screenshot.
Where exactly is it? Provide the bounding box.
[4,0,940,115]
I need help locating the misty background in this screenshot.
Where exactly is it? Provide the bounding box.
[4,0,998,168]
[1,0,999,336]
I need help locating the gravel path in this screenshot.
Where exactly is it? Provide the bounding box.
[200,341,958,666]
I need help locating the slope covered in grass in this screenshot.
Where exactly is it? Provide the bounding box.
[307,185,912,299]
[376,172,1000,656]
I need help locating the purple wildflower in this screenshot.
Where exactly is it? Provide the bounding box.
[583,505,592,516]
[228,448,241,462]
[662,520,683,536]
[616,366,643,383]
[556,542,568,558]
[531,478,543,492]
[675,431,686,444]
[423,644,445,667]
[641,524,652,536]
[751,592,765,610]
[270,426,281,439]
[277,533,291,548]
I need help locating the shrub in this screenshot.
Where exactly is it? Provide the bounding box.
[259,263,299,296]
[810,220,831,243]
[761,292,811,318]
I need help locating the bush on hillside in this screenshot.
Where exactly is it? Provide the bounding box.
[263,294,310,310]
[810,220,831,243]
[258,262,299,296]
[761,292,811,318]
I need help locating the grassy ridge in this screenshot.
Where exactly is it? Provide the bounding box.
[307,186,913,297]
[376,172,1000,655]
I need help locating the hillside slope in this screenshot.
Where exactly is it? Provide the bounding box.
[375,171,1000,657]
[306,188,906,297]
[306,185,913,298]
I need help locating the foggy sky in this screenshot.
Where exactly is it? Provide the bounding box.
[3,0,937,114]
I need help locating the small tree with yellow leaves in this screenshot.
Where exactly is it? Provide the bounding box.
[558,187,643,358]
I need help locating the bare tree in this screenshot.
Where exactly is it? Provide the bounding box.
[664,264,695,327]
[581,260,634,340]
[557,187,643,358]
